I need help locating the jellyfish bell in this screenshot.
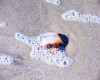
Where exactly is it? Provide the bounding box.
[40,31,62,50]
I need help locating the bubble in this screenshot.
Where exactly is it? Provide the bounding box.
[63,61,66,65]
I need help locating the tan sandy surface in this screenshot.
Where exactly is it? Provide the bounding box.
[0,0,100,80]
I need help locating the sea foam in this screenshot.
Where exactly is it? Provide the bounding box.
[61,10,100,23]
[46,0,61,5]
[0,22,8,27]
[0,55,14,64]
[15,32,73,67]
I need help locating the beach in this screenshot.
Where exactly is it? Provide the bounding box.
[0,0,100,80]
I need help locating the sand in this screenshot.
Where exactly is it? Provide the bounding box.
[0,0,100,80]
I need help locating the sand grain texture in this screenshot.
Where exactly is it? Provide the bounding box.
[0,0,100,80]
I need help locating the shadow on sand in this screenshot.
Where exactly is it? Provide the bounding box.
[58,34,69,48]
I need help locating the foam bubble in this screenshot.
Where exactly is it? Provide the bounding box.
[15,32,73,67]
[46,0,61,5]
[0,55,14,64]
[0,22,8,27]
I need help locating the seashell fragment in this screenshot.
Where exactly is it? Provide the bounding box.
[15,32,73,67]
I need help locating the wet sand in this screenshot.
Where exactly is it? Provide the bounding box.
[0,0,100,80]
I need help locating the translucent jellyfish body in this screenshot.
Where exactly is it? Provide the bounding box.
[15,32,73,67]
[40,31,62,50]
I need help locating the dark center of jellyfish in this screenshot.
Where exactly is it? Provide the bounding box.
[46,43,62,49]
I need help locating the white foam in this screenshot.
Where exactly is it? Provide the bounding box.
[15,32,73,67]
[90,15,98,23]
[0,22,8,27]
[0,55,14,64]
[46,0,61,5]
[97,17,100,23]
[61,10,100,23]
[61,10,83,21]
